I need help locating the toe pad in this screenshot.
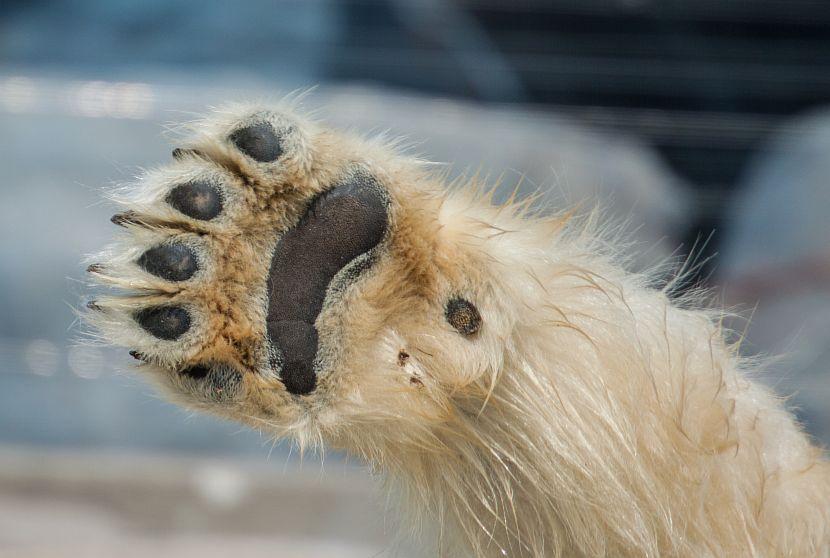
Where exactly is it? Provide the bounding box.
[137,243,198,282]
[266,170,389,395]
[230,122,283,163]
[134,306,191,340]
[166,181,223,221]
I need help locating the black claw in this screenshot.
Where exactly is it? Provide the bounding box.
[172,147,203,160]
[129,350,144,360]
[137,243,198,282]
[165,180,223,221]
[86,300,102,311]
[230,121,283,163]
[134,306,191,340]
[445,298,482,336]
[111,211,140,227]
[86,263,103,273]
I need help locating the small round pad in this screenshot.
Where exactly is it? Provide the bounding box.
[134,306,191,340]
[229,122,283,162]
[166,181,223,221]
[137,243,198,282]
[445,298,482,336]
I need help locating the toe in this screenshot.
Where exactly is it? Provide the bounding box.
[106,159,249,232]
[178,106,315,190]
[87,225,208,292]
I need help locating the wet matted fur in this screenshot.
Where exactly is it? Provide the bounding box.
[84,101,830,557]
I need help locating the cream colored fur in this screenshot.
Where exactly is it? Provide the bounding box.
[86,101,830,557]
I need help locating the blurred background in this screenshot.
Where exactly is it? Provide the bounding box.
[0,1,828,556]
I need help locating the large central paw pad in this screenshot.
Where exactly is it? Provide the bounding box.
[86,106,395,402]
[266,170,389,394]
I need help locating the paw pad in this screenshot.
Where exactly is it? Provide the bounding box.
[134,306,191,340]
[137,243,198,282]
[88,107,403,405]
[166,181,223,221]
[445,298,482,336]
[230,122,283,163]
[265,170,389,395]
[267,320,318,395]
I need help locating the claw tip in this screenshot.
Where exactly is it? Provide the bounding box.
[111,211,138,227]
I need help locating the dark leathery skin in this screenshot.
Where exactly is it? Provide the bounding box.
[134,306,191,340]
[137,243,198,282]
[265,171,388,395]
[166,181,223,221]
[230,122,283,163]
